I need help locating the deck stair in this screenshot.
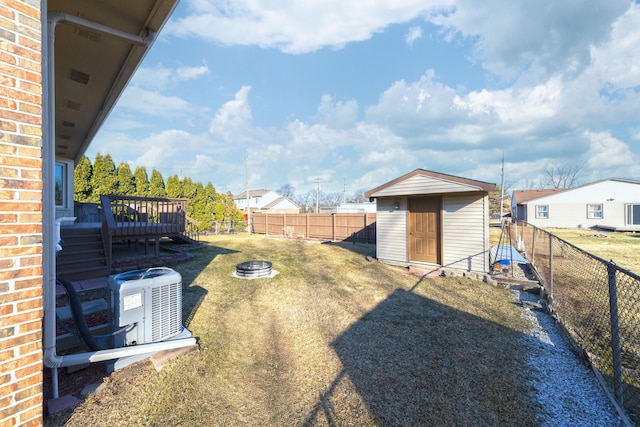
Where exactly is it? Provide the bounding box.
[56,226,110,282]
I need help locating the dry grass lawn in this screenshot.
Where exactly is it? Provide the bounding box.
[60,235,542,426]
[541,228,640,274]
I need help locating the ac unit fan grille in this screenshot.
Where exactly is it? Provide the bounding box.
[151,282,182,342]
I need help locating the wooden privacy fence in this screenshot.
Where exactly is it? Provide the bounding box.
[251,213,376,243]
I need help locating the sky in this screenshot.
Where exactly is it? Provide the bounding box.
[87,0,640,198]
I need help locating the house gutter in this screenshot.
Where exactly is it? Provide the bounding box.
[42,9,194,399]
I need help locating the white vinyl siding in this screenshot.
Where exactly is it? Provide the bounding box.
[371,174,482,197]
[375,198,408,265]
[442,194,489,272]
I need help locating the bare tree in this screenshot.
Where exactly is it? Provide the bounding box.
[543,161,584,189]
[349,189,368,203]
[277,184,295,198]
[293,191,315,213]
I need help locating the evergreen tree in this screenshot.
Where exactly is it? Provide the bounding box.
[134,166,150,197]
[73,156,93,202]
[180,177,197,199]
[149,169,167,197]
[165,174,182,198]
[224,191,238,222]
[116,163,135,195]
[91,153,118,202]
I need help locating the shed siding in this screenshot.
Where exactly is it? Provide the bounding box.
[442,194,488,271]
[375,198,408,265]
[372,175,479,197]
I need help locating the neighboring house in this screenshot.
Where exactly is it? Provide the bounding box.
[365,169,495,273]
[335,202,377,213]
[259,196,300,214]
[511,178,640,230]
[234,189,300,214]
[1,1,179,424]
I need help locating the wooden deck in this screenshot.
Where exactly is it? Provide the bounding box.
[57,196,199,281]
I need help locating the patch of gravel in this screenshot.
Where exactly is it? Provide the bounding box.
[514,288,625,426]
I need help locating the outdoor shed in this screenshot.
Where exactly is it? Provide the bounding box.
[365,169,496,273]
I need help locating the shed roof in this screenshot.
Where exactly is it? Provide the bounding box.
[365,169,495,199]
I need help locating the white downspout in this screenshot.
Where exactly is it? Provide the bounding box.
[42,10,194,399]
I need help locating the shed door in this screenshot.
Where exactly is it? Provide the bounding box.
[408,197,441,264]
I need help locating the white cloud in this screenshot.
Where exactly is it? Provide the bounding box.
[590,3,640,89]
[315,95,359,129]
[431,0,630,79]
[584,131,638,169]
[209,86,253,141]
[118,86,194,116]
[166,0,452,53]
[405,26,423,46]
[132,63,210,90]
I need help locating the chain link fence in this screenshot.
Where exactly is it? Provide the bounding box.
[507,221,640,425]
[207,221,244,234]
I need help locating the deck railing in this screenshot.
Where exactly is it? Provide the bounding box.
[100,195,194,267]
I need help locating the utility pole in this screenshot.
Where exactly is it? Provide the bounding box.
[500,151,505,221]
[244,158,251,234]
[342,179,347,204]
[315,178,321,213]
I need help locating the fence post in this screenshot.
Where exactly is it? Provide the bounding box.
[332,213,336,241]
[531,226,536,266]
[306,214,309,239]
[548,235,554,302]
[607,262,624,404]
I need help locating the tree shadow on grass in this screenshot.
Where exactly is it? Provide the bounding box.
[304,286,539,426]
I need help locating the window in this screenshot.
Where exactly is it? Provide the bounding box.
[627,204,640,225]
[587,204,603,219]
[55,162,65,207]
[535,205,549,219]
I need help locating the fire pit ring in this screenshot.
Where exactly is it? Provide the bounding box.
[236,260,273,278]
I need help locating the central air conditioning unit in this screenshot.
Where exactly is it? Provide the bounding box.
[109,267,187,347]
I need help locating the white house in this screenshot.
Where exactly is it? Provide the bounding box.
[365,169,495,273]
[511,178,640,230]
[234,189,300,214]
[335,202,377,213]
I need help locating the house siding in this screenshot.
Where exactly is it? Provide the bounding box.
[442,193,488,271]
[522,180,640,229]
[0,1,44,426]
[375,198,408,265]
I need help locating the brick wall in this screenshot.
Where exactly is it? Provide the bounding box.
[0,1,44,426]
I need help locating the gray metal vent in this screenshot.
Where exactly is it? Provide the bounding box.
[69,69,90,85]
[61,120,75,128]
[74,28,103,43]
[65,100,81,111]
[151,281,182,342]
